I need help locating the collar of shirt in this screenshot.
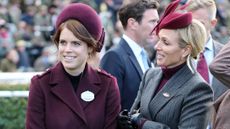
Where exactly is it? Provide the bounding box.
[195,35,214,63]
[123,34,146,72]
[204,35,214,65]
[205,35,214,84]
[205,35,213,52]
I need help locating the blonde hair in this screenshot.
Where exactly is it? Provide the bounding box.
[176,19,207,59]
[187,0,217,20]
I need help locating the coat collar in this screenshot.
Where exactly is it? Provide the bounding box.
[49,62,101,124]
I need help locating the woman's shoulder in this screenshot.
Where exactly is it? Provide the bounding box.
[96,68,114,78]
[96,68,116,80]
[190,73,210,86]
[31,68,52,81]
[32,63,61,81]
[94,68,119,91]
[183,72,213,96]
[145,67,162,78]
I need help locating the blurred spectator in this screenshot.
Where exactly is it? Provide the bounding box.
[99,3,114,52]
[0,4,13,23]
[72,0,97,9]
[8,0,22,24]
[34,46,56,71]
[0,19,15,59]
[213,26,230,44]
[27,39,45,66]
[14,20,34,41]
[34,5,53,41]
[34,5,51,28]
[105,0,123,26]
[24,0,34,5]
[94,0,103,11]
[16,40,32,72]
[216,0,228,26]
[48,4,58,28]
[21,5,36,26]
[0,48,19,72]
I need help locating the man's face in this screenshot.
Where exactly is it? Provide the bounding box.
[137,9,159,46]
[191,8,213,36]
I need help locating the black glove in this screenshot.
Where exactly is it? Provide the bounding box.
[117,110,134,129]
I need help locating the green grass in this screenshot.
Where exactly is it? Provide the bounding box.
[0,84,29,91]
[0,84,28,129]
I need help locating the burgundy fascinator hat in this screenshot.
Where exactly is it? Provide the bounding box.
[56,3,105,52]
[153,0,192,35]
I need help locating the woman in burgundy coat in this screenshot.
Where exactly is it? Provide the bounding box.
[26,3,121,129]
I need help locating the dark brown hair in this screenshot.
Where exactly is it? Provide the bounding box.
[119,0,159,29]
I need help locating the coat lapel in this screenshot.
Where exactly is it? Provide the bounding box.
[49,63,89,124]
[148,65,193,119]
[141,68,162,119]
[120,39,143,78]
[213,40,223,57]
[76,64,101,109]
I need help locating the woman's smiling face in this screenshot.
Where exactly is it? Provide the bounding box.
[58,27,90,74]
[155,29,187,68]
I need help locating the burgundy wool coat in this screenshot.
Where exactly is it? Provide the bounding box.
[26,62,121,129]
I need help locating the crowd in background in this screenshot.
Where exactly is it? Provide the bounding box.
[0,0,230,72]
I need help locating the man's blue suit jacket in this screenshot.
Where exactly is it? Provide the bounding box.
[100,38,150,110]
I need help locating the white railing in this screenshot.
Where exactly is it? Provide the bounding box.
[0,91,29,97]
[0,72,41,84]
[0,72,41,97]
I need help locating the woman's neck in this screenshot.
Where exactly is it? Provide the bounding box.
[64,65,85,76]
[161,62,186,79]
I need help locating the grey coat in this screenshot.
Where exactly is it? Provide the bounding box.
[210,41,230,88]
[211,41,229,100]
[131,65,213,129]
[213,89,230,129]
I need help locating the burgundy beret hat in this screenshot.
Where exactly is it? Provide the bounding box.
[56,3,105,52]
[153,0,192,35]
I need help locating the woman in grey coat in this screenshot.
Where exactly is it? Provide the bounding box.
[117,0,213,129]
